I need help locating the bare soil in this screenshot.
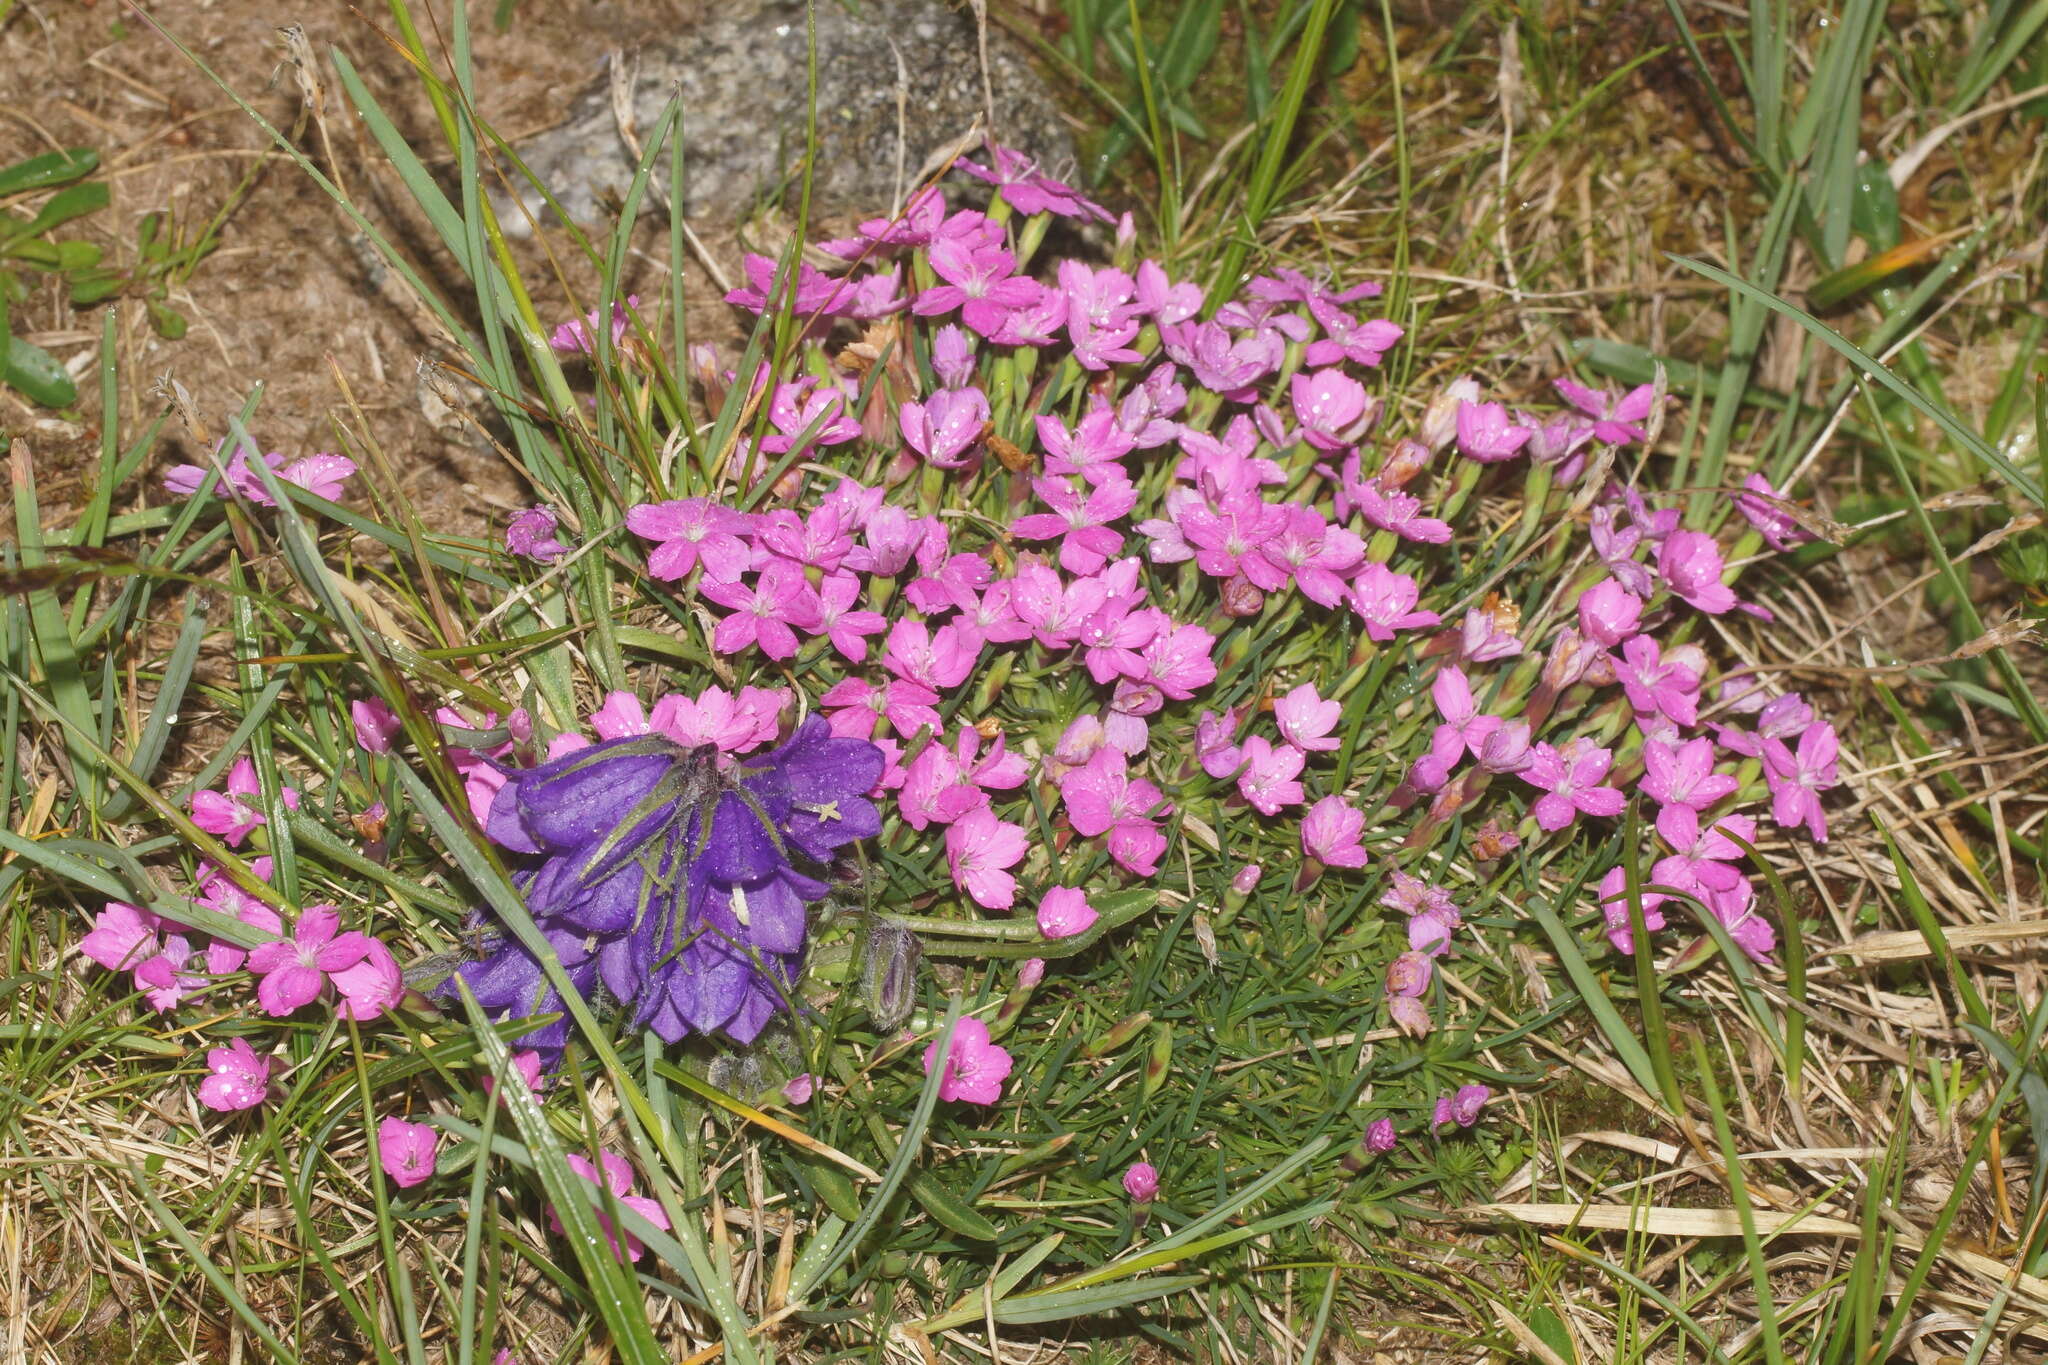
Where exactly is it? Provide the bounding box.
[2,0,716,539]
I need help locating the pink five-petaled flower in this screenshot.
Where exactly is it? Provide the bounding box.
[625,498,754,583]
[1305,297,1404,369]
[1640,736,1739,813]
[1554,377,1655,446]
[1614,635,1703,727]
[332,938,405,1021]
[1762,719,1838,842]
[245,906,377,1016]
[378,1116,438,1189]
[1657,530,1739,615]
[924,1015,1014,1106]
[1301,795,1369,869]
[1136,260,1203,324]
[1039,407,1137,483]
[1347,564,1440,641]
[914,237,1042,337]
[163,448,357,506]
[945,807,1028,909]
[1290,369,1375,451]
[78,901,163,973]
[1275,682,1342,752]
[1236,736,1306,815]
[1010,473,1138,575]
[1454,401,1532,463]
[191,756,300,846]
[1519,737,1626,832]
[506,506,568,564]
[900,386,990,468]
[1036,886,1099,940]
[955,143,1112,222]
[807,574,888,662]
[1428,665,1503,772]
[551,1151,670,1263]
[701,562,822,662]
[196,1038,273,1113]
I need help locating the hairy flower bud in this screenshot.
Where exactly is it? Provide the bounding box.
[861,920,922,1033]
[1378,438,1431,489]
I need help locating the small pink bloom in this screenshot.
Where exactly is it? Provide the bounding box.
[1428,665,1502,772]
[1576,579,1644,648]
[1346,564,1439,641]
[1123,1161,1160,1203]
[1036,886,1099,940]
[1614,635,1702,727]
[945,808,1028,909]
[1735,473,1816,551]
[923,1016,1013,1105]
[332,938,405,1021]
[191,756,298,846]
[378,1116,438,1188]
[1301,795,1369,869]
[245,906,376,1016]
[550,1151,670,1262]
[1455,400,1532,462]
[625,498,754,583]
[506,505,568,563]
[1236,736,1306,816]
[351,698,402,754]
[783,1073,815,1106]
[80,901,162,972]
[1364,1118,1397,1153]
[1762,720,1838,842]
[701,561,822,661]
[196,1038,272,1112]
[1554,377,1654,446]
[1518,737,1626,832]
[1275,683,1341,752]
[1658,530,1739,615]
[1640,737,1739,813]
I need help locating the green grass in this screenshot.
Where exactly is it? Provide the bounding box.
[3,0,2046,1360]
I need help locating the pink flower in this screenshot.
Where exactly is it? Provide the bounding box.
[900,386,990,467]
[1036,886,1099,940]
[191,757,299,846]
[1123,1161,1160,1203]
[164,448,357,505]
[1039,407,1137,483]
[1301,795,1369,869]
[1576,579,1644,648]
[1349,478,1452,545]
[1455,401,1532,462]
[1135,260,1203,323]
[378,1116,438,1188]
[1346,564,1440,641]
[914,237,1043,337]
[1195,708,1244,779]
[1554,377,1654,446]
[783,1073,815,1105]
[1275,683,1341,752]
[482,1050,547,1099]
[352,699,402,754]
[1762,720,1838,842]
[1363,1118,1398,1153]
[1478,720,1533,775]
[1595,865,1669,955]
[245,906,377,1016]
[197,1038,273,1112]
[880,619,980,690]
[649,686,786,754]
[1735,473,1816,551]
[820,677,941,739]
[1614,635,1702,727]
[549,295,637,355]
[945,808,1028,909]
[1459,604,1524,663]
[1435,1084,1492,1129]
[1160,319,1281,401]
[923,1015,1014,1105]
[808,573,888,662]
[1653,806,1755,896]
[506,505,568,563]
[1657,530,1738,615]
[332,938,404,1021]
[1518,737,1626,832]
[1290,369,1375,450]
[625,498,754,583]
[1142,621,1219,700]
[701,562,822,661]
[1708,879,1777,962]
[955,143,1112,223]
[193,859,283,973]
[1236,736,1306,815]
[79,901,163,973]
[1010,473,1138,576]
[550,1151,670,1262]
[1061,748,1166,836]
[1640,737,1738,813]
[1305,297,1403,368]
[1428,665,1502,772]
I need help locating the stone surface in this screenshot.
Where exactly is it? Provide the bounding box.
[498,0,1073,231]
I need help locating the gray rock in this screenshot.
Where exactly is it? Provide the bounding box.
[498,0,1073,231]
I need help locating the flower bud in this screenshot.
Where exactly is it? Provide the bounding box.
[1017,957,1046,990]
[1219,574,1265,618]
[1365,1118,1397,1153]
[1386,950,1432,998]
[1378,438,1431,488]
[860,920,921,1033]
[1540,627,1596,692]
[1478,719,1532,774]
[1081,1010,1153,1059]
[1141,1022,1173,1102]
[1577,579,1643,648]
[1419,376,1481,452]
[1123,1161,1159,1203]
[1471,819,1521,862]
